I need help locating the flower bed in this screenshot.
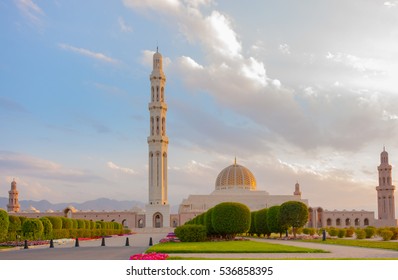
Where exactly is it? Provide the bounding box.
[129,252,168,260]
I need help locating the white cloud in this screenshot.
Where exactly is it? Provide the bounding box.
[279,43,291,55]
[107,161,136,175]
[118,16,133,32]
[384,1,398,7]
[14,0,44,25]
[58,43,119,64]
[325,51,383,73]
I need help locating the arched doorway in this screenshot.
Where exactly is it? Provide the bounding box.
[153,212,163,228]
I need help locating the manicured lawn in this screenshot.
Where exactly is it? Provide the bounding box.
[146,240,326,254]
[297,238,398,251]
[0,246,13,250]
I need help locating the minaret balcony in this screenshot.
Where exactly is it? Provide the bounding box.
[148,102,168,110]
[147,135,169,143]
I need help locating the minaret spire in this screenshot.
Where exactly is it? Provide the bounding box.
[146,48,170,228]
[376,148,396,221]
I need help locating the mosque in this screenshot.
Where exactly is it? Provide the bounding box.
[4,50,398,231]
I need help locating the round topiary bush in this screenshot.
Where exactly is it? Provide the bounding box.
[22,218,44,240]
[61,217,72,229]
[364,226,376,239]
[0,209,10,241]
[211,202,251,239]
[279,201,308,238]
[345,227,355,237]
[46,216,62,230]
[255,208,270,237]
[39,217,53,239]
[7,215,21,241]
[337,228,346,238]
[380,229,393,241]
[76,219,86,229]
[328,227,338,237]
[174,224,207,242]
[355,229,366,239]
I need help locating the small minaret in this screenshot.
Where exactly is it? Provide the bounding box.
[145,48,170,228]
[7,179,20,213]
[376,147,396,220]
[294,181,302,197]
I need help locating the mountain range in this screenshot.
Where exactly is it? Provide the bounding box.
[0,197,145,212]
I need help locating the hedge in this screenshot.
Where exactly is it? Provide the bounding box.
[174,224,207,242]
[22,218,44,240]
[380,229,394,241]
[39,217,53,239]
[46,216,62,230]
[0,210,10,241]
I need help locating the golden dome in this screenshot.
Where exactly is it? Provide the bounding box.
[215,160,256,191]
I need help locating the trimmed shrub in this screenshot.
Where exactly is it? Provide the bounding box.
[84,220,91,230]
[71,219,78,229]
[364,226,376,239]
[355,229,366,239]
[389,227,398,240]
[337,229,346,238]
[39,217,53,239]
[204,208,216,236]
[255,208,270,237]
[0,210,10,241]
[22,218,44,240]
[174,224,207,242]
[61,217,72,229]
[211,202,251,239]
[76,219,86,229]
[328,227,338,237]
[380,229,394,241]
[267,206,282,235]
[46,216,62,230]
[8,215,21,232]
[345,227,355,237]
[248,211,257,236]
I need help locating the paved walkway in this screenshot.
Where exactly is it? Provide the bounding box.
[2,234,398,259]
[168,238,398,259]
[0,233,165,260]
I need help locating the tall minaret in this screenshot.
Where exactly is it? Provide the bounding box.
[7,179,20,213]
[376,147,396,220]
[145,48,170,228]
[294,181,302,197]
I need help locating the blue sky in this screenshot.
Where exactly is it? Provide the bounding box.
[1,0,398,215]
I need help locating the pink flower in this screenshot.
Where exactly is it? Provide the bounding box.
[129,252,168,260]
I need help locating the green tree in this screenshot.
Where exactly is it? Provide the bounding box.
[255,208,270,237]
[7,215,21,240]
[39,217,53,239]
[248,211,257,236]
[46,216,62,229]
[0,210,10,241]
[267,205,285,237]
[204,208,216,236]
[22,218,44,240]
[279,201,308,238]
[211,202,251,239]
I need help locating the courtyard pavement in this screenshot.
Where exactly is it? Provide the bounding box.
[0,233,165,260]
[1,234,398,259]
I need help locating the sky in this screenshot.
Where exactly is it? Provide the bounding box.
[1,0,398,216]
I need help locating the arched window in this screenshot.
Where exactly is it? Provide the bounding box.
[354,218,360,226]
[327,218,332,226]
[156,117,160,135]
[336,218,341,226]
[161,87,164,101]
[364,218,369,226]
[383,177,386,185]
[162,117,165,136]
[151,117,154,136]
[156,86,159,101]
[345,218,350,226]
[151,87,154,102]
